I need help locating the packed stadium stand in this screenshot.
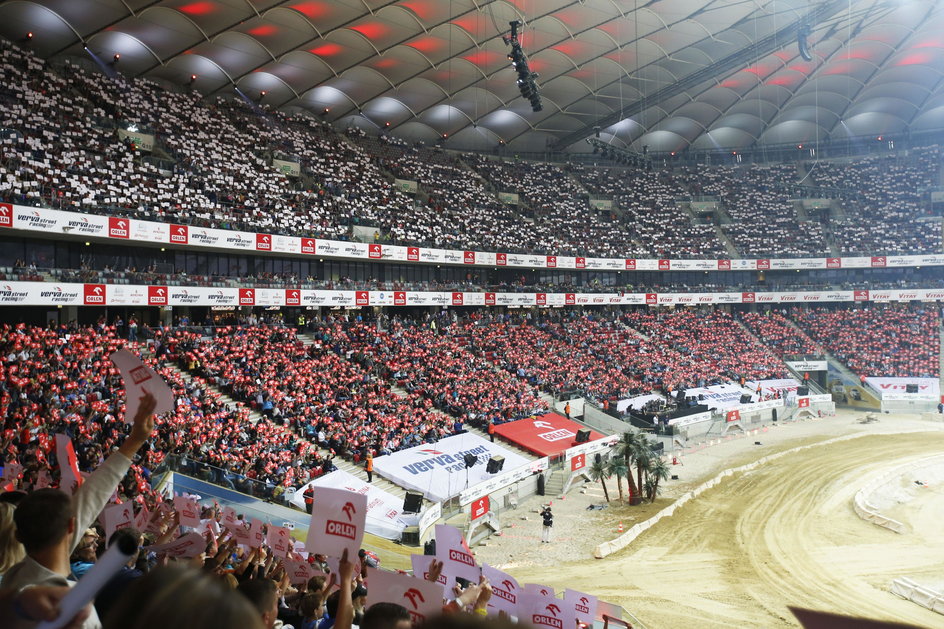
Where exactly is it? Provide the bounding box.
[4,0,944,626]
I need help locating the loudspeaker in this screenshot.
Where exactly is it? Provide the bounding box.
[424,539,436,556]
[486,456,505,474]
[537,473,545,496]
[670,474,679,480]
[463,453,478,468]
[400,526,419,546]
[772,408,778,422]
[594,453,602,465]
[740,394,753,404]
[906,384,919,393]
[575,429,591,443]
[797,386,809,396]
[402,492,423,514]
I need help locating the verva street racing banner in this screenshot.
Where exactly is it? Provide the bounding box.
[372,434,529,502]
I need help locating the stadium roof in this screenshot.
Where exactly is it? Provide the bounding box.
[3,0,943,154]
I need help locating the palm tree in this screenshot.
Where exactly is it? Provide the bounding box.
[588,456,611,502]
[615,431,641,499]
[606,457,629,503]
[632,440,652,506]
[647,457,670,503]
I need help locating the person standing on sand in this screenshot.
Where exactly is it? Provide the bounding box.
[541,505,553,543]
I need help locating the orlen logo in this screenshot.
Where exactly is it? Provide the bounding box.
[239,288,255,306]
[464,251,475,264]
[536,293,546,306]
[658,259,670,270]
[756,259,770,270]
[356,291,369,306]
[624,259,636,270]
[471,496,489,520]
[84,284,106,305]
[148,286,168,305]
[301,238,316,254]
[0,203,12,227]
[854,290,868,302]
[534,604,564,629]
[742,292,755,303]
[403,588,426,610]
[871,256,886,268]
[452,292,464,306]
[826,257,841,269]
[717,259,731,270]
[546,255,557,268]
[565,293,575,305]
[407,247,419,261]
[169,225,188,243]
[285,290,301,306]
[576,597,591,614]
[575,257,586,269]
[394,291,406,306]
[645,293,657,305]
[368,244,382,259]
[255,234,271,251]
[485,292,496,306]
[496,252,507,266]
[108,217,129,238]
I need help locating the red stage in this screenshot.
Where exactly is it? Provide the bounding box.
[493,413,604,457]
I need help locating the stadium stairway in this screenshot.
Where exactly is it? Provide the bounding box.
[938,322,944,395]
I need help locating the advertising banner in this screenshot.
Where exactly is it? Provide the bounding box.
[372,434,529,502]
[865,377,940,400]
[682,383,748,410]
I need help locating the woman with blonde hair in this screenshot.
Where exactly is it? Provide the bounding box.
[0,502,26,580]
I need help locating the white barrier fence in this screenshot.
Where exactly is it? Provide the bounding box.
[852,453,944,534]
[890,577,944,616]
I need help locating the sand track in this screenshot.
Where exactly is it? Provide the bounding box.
[510,431,944,628]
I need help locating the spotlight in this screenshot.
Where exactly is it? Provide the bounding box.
[190,74,197,82]
[260,90,267,98]
[384,122,390,127]
[26,32,33,41]
[113,53,120,63]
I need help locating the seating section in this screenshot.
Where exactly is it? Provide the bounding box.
[173,325,454,459]
[808,147,941,254]
[738,312,823,358]
[1,38,940,260]
[790,305,940,377]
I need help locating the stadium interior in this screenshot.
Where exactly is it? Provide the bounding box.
[1,0,944,627]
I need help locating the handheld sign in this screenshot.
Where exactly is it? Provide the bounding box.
[524,583,556,598]
[109,349,175,423]
[434,524,480,583]
[102,502,134,538]
[366,567,444,626]
[173,495,202,528]
[482,563,521,617]
[519,593,576,629]
[564,588,598,625]
[55,434,83,493]
[267,524,293,558]
[411,554,447,587]
[149,532,206,559]
[305,487,367,559]
[284,558,314,585]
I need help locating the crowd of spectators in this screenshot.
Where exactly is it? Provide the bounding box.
[338,320,547,428]
[738,312,823,359]
[172,325,454,462]
[790,305,940,377]
[2,38,942,263]
[808,146,942,254]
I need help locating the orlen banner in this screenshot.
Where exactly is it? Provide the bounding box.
[372,434,529,503]
[6,203,944,272]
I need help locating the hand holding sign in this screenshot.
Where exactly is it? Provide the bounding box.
[108,349,175,424]
[305,487,367,560]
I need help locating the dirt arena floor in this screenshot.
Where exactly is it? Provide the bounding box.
[470,410,944,628]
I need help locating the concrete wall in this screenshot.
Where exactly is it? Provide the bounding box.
[583,404,633,434]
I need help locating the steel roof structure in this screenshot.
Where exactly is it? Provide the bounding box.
[2,0,943,153]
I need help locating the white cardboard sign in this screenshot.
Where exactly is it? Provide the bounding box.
[564,588,598,624]
[305,487,367,560]
[482,563,522,617]
[366,567,444,626]
[434,524,480,583]
[520,593,575,629]
[109,349,175,422]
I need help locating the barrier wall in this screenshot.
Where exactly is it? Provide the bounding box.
[852,453,944,534]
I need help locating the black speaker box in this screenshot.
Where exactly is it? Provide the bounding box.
[486,456,505,474]
[402,492,423,514]
[463,453,478,468]
[797,386,809,396]
[575,429,591,443]
[906,384,918,393]
[740,394,753,404]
